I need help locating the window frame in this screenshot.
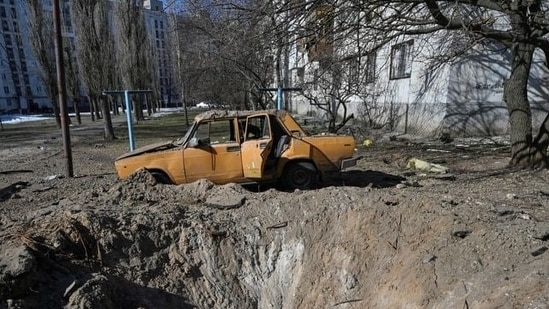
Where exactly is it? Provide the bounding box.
[390,40,414,80]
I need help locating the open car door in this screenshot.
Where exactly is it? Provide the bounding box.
[241,114,272,178]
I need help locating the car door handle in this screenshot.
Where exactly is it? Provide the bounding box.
[227,146,241,152]
[259,142,267,149]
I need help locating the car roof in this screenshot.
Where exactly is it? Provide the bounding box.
[194,109,289,122]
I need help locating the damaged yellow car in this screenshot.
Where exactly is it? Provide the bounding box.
[114,110,360,190]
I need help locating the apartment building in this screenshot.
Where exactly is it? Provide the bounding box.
[0,0,173,114]
[143,0,175,106]
[0,0,53,113]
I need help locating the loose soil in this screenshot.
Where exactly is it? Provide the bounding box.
[1,115,549,309]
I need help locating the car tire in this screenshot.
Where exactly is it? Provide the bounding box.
[283,162,318,190]
[151,171,172,184]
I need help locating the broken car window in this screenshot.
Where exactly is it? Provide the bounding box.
[194,120,234,144]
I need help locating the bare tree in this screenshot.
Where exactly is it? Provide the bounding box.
[64,44,82,124]
[219,1,365,129]
[25,0,60,126]
[346,0,549,167]
[264,0,549,166]
[168,0,278,110]
[72,0,117,139]
[301,62,355,132]
[114,0,156,122]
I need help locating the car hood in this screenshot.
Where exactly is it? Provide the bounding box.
[115,141,178,161]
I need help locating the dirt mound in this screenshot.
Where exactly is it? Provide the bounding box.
[1,139,549,308]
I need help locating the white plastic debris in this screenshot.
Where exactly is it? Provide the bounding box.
[406,158,449,174]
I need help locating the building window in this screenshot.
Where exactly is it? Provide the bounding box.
[4,86,9,94]
[296,67,304,85]
[348,58,359,87]
[390,40,413,80]
[365,51,376,84]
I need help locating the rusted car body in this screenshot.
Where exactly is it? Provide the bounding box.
[114,110,359,189]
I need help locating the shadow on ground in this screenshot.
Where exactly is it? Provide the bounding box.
[243,170,406,193]
[327,170,406,188]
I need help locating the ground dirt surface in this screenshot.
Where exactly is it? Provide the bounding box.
[1,114,549,309]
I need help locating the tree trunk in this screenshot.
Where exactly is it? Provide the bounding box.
[113,97,120,116]
[89,95,95,122]
[94,98,102,120]
[328,115,336,133]
[133,95,144,122]
[504,43,542,167]
[100,96,116,140]
[146,94,152,117]
[74,98,81,125]
[531,113,549,167]
[53,96,61,128]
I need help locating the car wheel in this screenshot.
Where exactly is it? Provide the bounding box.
[284,162,318,190]
[151,171,172,184]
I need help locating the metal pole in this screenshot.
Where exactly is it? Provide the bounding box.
[277,87,282,110]
[404,103,409,134]
[124,90,136,151]
[53,0,73,177]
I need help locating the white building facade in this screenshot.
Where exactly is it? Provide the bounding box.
[281,4,549,136]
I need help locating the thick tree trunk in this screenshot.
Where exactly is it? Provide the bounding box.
[133,95,144,122]
[504,43,544,167]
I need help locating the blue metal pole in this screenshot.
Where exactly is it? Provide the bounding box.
[277,87,282,110]
[124,90,136,151]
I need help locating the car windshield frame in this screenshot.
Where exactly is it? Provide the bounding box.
[173,121,197,146]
